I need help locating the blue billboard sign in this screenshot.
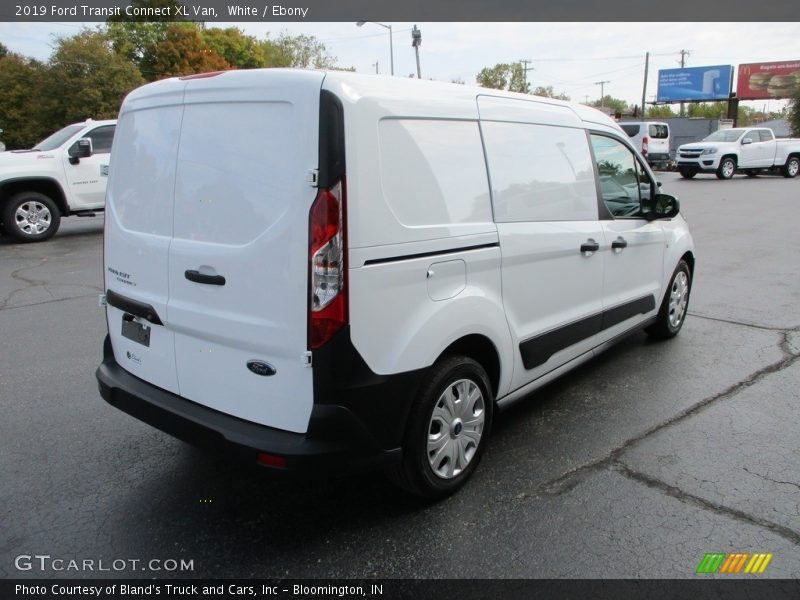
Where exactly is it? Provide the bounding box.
[656,65,733,102]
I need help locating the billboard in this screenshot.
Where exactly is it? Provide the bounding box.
[737,60,800,100]
[656,65,733,102]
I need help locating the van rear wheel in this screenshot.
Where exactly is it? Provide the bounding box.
[388,355,493,499]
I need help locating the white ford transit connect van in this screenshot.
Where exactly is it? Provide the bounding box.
[97,70,695,498]
[620,121,671,170]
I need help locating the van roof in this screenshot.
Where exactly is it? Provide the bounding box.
[140,68,621,132]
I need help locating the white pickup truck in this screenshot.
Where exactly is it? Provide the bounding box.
[677,127,800,180]
[0,119,115,242]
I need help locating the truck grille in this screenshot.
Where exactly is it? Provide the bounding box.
[679,150,703,159]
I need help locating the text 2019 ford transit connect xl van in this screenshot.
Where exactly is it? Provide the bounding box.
[97,70,695,498]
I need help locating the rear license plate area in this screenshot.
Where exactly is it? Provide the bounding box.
[121,314,151,347]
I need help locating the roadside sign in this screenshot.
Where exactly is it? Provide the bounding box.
[656,65,733,103]
[736,60,800,100]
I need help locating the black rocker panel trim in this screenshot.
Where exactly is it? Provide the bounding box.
[520,294,656,370]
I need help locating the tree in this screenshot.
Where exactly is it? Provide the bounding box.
[531,85,570,101]
[644,105,676,118]
[476,62,527,93]
[201,27,267,69]
[44,30,145,126]
[261,32,339,69]
[0,42,8,59]
[0,54,50,148]
[789,88,800,137]
[150,24,230,79]
[589,96,628,113]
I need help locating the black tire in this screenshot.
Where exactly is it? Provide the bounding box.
[646,259,692,340]
[388,355,493,499]
[678,168,696,179]
[2,191,61,242]
[745,170,759,178]
[716,157,736,180]
[783,156,799,178]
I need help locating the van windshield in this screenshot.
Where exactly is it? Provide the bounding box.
[621,124,640,137]
[704,129,744,143]
[33,124,84,151]
[649,124,668,138]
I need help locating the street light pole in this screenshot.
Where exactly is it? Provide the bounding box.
[356,21,394,76]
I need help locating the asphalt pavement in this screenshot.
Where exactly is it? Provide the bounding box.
[1,171,798,579]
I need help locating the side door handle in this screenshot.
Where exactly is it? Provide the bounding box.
[580,239,600,255]
[185,270,226,286]
[611,237,628,251]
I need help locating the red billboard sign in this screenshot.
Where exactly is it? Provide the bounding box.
[737,60,800,100]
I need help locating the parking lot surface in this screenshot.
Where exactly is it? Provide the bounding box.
[1,171,798,578]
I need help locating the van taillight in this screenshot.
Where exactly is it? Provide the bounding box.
[309,179,347,349]
[642,136,649,156]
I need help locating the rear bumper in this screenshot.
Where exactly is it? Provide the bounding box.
[96,336,401,475]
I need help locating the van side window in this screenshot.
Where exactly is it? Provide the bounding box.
[86,125,116,154]
[481,122,598,222]
[377,119,493,226]
[621,124,640,137]
[590,134,650,219]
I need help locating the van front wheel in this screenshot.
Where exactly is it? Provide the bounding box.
[645,259,692,340]
[389,355,493,499]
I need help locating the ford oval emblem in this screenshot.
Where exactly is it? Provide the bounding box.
[247,360,276,376]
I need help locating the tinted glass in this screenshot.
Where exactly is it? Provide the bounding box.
[482,122,598,222]
[758,130,774,142]
[649,124,669,138]
[590,135,648,218]
[34,124,84,151]
[621,124,641,137]
[85,125,116,154]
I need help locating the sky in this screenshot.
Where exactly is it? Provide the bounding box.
[1,21,798,111]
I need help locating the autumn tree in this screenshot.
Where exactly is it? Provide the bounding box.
[0,53,50,148]
[201,27,267,69]
[43,30,145,127]
[150,24,230,79]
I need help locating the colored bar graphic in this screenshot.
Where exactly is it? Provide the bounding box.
[696,552,772,574]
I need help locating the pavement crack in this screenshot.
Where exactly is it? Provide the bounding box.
[0,257,48,309]
[743,467,800,492]
[611,460,800,546]
[687,311,800,333]
[0,293,100,312]
[540,340,799,497]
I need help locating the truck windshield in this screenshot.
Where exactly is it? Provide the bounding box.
[704,130,744,143]
[33,124,84,151]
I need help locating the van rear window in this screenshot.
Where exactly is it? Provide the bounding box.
[621,124,640,137]
[649,124,669,138]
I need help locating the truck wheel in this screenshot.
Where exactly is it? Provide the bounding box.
[645,260,692,340]
[388,355,493,499]
[2,192,61,242]
[716,157,736,180]
[783,156,799,178]
[678,168,696,179]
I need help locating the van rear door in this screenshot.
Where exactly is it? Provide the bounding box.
[167,70,324,433]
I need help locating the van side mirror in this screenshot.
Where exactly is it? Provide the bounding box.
[741,137,753,145]
[68,138,93,164]
[653,193,680,219]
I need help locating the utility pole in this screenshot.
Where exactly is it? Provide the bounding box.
[595,80,610,107]
[520,59,534,93]
[411,25,422,79]
[641,51,649,119]
[679,49,690,116]
[372,61,379,74]
[584,95,589,104]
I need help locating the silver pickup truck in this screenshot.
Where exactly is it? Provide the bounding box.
[677,127,800,180]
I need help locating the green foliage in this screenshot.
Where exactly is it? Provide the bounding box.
[44,30,145,126]
[588,96,628,113]
[476,63,528,93]
[532,85,570,101]
[0,54,50,148]
[0,42,8,59]
[262,32,339,69]
[644,105,676,118]
[201,27,267,69]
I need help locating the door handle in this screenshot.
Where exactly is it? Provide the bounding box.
[580,239,600,255]
[611,237,628,251]
[185,270,226,286]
